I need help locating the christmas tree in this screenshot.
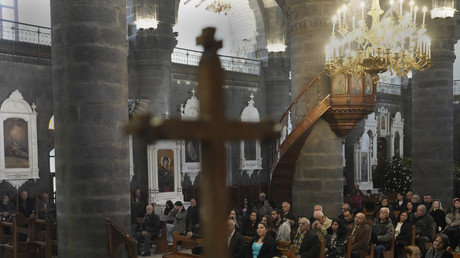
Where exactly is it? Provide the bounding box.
[383,154,412,193]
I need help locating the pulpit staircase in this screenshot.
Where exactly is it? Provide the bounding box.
[270,71,331,205]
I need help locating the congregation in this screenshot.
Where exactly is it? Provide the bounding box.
[132,189,460,258]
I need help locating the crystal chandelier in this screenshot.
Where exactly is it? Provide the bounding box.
[325,0,432,78]
[206,0,231,15]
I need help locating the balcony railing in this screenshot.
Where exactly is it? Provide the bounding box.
[172,47,260,75]
[0,19,51,46]
[376,83,401,95]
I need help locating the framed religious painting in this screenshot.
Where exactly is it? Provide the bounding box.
[350,74,364,95]
[0,90,39,189]
[147,140,183,206]
[364,73,373,95]
[331,73,347,95]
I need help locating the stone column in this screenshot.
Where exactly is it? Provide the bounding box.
[128,0,179,188]
[283,0,345,215]
[51,1,130,257]
[412,17,458,205]
[262,51,291,120]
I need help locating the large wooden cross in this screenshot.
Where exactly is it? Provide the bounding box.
[127,27,279,257]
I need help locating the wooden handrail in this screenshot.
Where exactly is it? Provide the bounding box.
[278,71,325,125]
[105,218,138,258]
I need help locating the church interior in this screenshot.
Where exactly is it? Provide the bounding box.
[1,0,460,257]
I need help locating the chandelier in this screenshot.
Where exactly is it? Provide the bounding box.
[205,0,231,15]
[325,0,432,78]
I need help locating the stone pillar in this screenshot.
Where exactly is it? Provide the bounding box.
[412,17,458,205]
[284,0,345,214]
[292,119,344,216]
[51,1,130,257]
[128,0,179,189]
[262,51,291,120]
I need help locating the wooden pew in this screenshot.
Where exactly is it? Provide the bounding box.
[318,237,326,258]
[155,220,172,254]
[0,213,32,258]
[411,223,436,248]
[105,218,138,258]
[383,235,396,258]
[29,218,57,258]
[162,231,203,258]
[278,245,296,258]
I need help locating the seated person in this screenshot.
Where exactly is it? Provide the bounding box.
[292,217,319,258]
[423,234,453,258]
[37,192,56,223]
[166,201,187,243]
[348,213,371,258]
[0,195,15,220]
[18,190,34,218]
[245,222,277,258]
[413,205,434,253]
[135,204,160,257]
[311,210,332,239]
[371,207,394,258]
[325,218,347,258]
[404,245,422,258]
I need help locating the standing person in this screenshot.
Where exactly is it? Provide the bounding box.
[130,188,146,235]
[292,217,319,258]
[241,197,252,224]
[18,190,34,218]
[429,199,446,233]
[348,213,371,258]
[166,201,187,243]
[325,219,347,258]
[394,211,412,258]
[254,192,266,210]
[423,234,453,258]
[135,204,160,257]
[351,190,364,214]
[245,222,277,258]
[444,198,460,252]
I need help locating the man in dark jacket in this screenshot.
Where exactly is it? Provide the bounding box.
[371,207,394,258]
[135,204,160,257]
[414,204,434,253]
[227,217,244,258]
[292,217,319,258]
[348,213,371,258]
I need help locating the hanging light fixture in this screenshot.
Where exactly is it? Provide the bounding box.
[205,0,232,15]
[325,0,432,79]
[431,0,457,18]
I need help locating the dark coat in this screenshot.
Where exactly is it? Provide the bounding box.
[348,223,371,258]
[371,218,394,249]
[394,221,412,246]
[141,213,161,237]
[414,213,434,239]
[242,221,258,237]
[296,230,320,258]
[18,198,34,218]
[423,248,453,258]
[229,230,245,258]
[245,234,277,258]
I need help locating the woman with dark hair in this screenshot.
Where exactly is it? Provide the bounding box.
[243,211,259,237]
[445,198,460,252]
[423,234,453,258]
[241,197,252,218]
[245,222,277,258]
[164,200,174,216]
[325,219,348,258]
[351,190,363,213]
[429,199,446,233]
[393,211,412,257]
[260,215,276,239]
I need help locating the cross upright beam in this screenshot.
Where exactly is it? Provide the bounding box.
[127,27,280,258]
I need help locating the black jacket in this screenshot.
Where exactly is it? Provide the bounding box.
[296,230,320,258]
[245,234,277,258]
[229,230,245,258]
[141,213,160,237]
[394,221,412,245]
